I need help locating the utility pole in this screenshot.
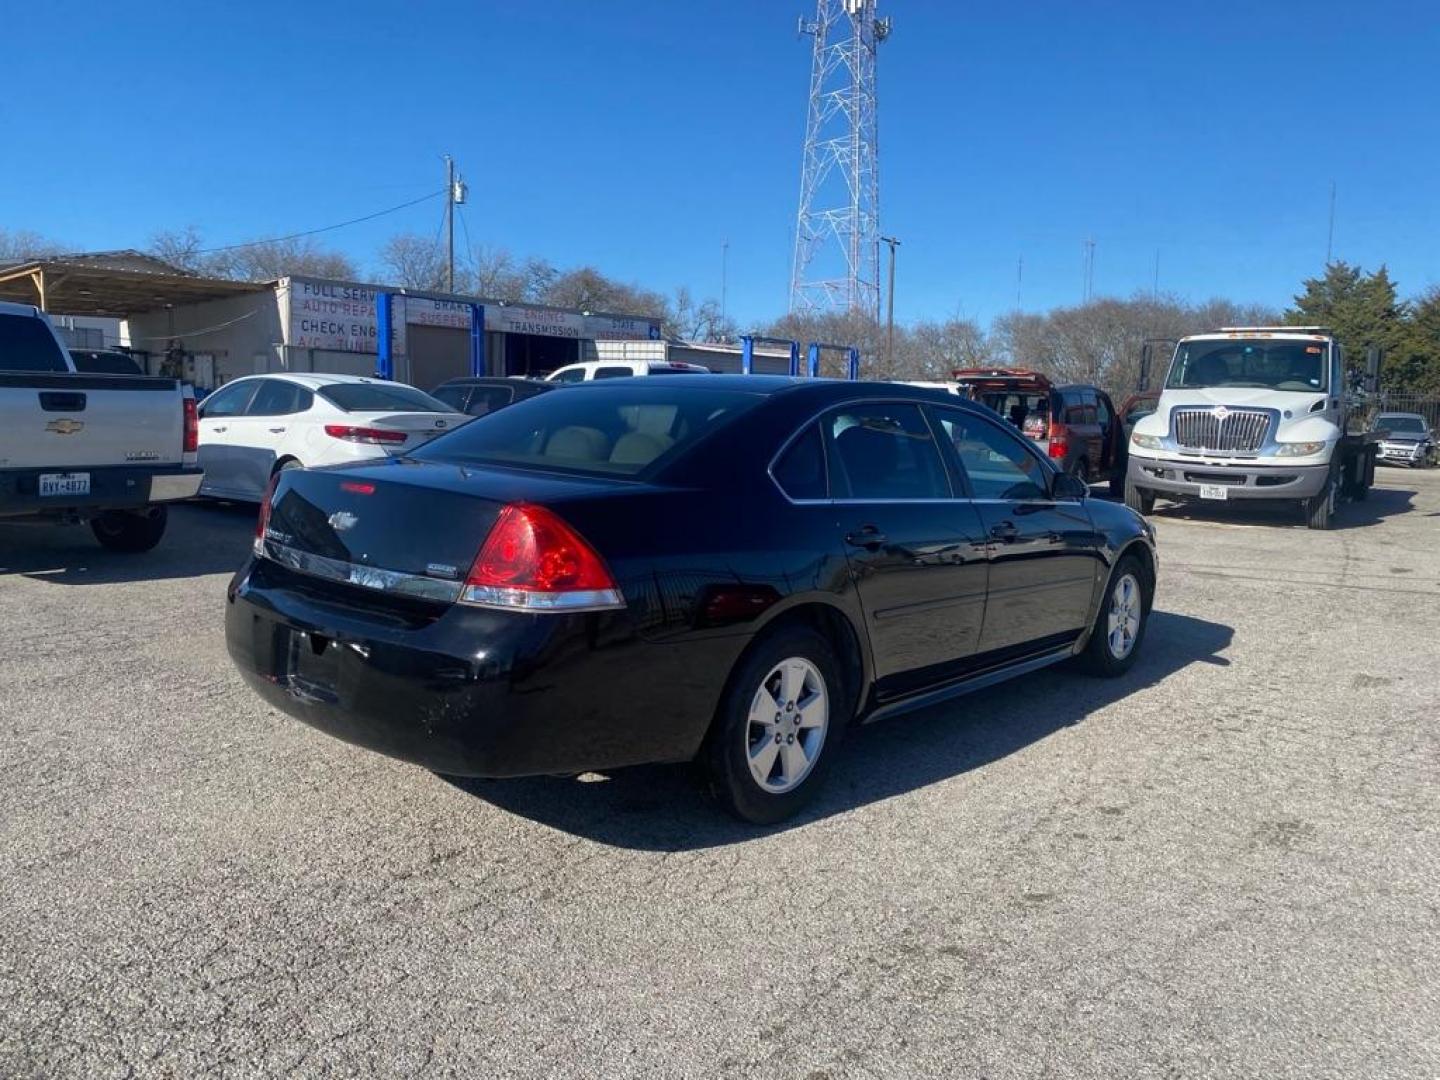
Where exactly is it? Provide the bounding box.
[1153,248,1160,298]
[721,239,729,333]
[1016,256,1023,309]
[445,155,455,293]
[881,235,900,369]
[1326,181,1336,264]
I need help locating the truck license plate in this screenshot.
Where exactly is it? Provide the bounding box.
[1198,484,1228,501]
[39,472,90,497]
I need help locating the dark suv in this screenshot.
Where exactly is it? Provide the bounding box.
[951,369,1125,493]
[430,376,559,417]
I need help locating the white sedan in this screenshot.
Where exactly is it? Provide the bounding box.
[195,374,465,501]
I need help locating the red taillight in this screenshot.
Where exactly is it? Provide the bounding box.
[254,475,279,556]
[183,396,198,453]
[1046,421,1069,460]
[339,481,376,495]
[324,424,408,445]
[461,504,623,612]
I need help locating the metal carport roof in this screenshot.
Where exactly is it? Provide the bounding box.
[0,251,266,316]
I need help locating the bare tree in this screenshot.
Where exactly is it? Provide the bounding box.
[378,232,448,290]
[147,229,356,282]
[0,228,64,266]
[667,286,735,342]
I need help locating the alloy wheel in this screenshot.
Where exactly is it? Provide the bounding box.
[1106,572,1142,660]
[745,657,828,794]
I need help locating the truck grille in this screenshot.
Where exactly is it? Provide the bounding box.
[1171,408,1270,453]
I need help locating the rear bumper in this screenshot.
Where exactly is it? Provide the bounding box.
[225,557,729,778]
[1127,454,1329,500]
[0,464,203,518]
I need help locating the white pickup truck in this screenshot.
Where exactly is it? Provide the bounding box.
[0,300,203,551]
[1125,326,1380,530]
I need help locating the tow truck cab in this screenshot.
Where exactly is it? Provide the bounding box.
[1125,326,1380,529]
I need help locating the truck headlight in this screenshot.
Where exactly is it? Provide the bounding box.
[1131,433,1163,451]
[1275,440,1326,457]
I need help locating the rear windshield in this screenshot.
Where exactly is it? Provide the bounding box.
[318,383,451,412]
[71,350,143,375]
[0,312,68,373]
[411,384,761,476]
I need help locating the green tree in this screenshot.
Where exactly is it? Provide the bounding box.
[1286,262,1407,384]
[1388,286,1440,395]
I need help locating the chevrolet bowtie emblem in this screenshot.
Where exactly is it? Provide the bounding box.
[45,419,85,435]
[1211,405,1230,421]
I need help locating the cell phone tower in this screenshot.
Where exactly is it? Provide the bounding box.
[789,0,891,320]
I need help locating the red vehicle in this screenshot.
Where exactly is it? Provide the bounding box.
[951,368,1125,494]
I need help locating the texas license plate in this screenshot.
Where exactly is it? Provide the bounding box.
[1198,484,1229,501]
[38,472,90,497]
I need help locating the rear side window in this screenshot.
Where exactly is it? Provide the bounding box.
[593,366,633,379]
[466,387,515,416]
[200,381,258,418]
[821,403,950,500]
[934,407,1050,501]
[318,383,451,412]
[411,385,761,476]
[431,385,470,411]
[247,380,311,416]
[0,313,68,372]
[773,424,827,500]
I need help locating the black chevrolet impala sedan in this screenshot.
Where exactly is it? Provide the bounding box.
[226,376,1157,823]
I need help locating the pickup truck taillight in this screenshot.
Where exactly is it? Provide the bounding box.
[183,397,199,453]
[1046,421,1069,460]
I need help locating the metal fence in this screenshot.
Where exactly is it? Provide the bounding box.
[1368,394,1440,430]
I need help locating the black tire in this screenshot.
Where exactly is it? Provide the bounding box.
[276,457,303,474]
[1123,477,1155,515]
[1304,467,1337,530]
[1075,553,1151,677]
[90,506,168,553]
[704,626,849,825]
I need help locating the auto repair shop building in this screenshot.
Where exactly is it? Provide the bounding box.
[119,274,664,391]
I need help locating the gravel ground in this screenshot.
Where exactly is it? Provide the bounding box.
[2,472,1437,1079]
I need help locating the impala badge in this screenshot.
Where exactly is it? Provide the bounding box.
[328,511,359,532]
[45,419,84,435]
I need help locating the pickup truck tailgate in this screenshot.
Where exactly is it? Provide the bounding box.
[0,374,187,470]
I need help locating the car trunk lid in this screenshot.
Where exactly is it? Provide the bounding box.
[262,460,632,599]
[331,410,468,455]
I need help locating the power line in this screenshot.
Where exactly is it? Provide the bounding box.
[191,189,445,255]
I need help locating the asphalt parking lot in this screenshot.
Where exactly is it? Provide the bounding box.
[2,472,1437,1080]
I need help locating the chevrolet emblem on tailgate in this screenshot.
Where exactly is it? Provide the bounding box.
[45,419,84,435]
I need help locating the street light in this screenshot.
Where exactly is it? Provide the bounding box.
[880,236,901,370]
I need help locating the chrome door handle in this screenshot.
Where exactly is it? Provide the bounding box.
[211,425,228,433]
[989,520,1019,542]
[845,526,888,549]
[269,427,286,433]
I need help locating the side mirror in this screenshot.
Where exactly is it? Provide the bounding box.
[1052,472,1088,500]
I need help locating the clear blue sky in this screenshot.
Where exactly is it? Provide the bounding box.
[4,1,1437,328]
